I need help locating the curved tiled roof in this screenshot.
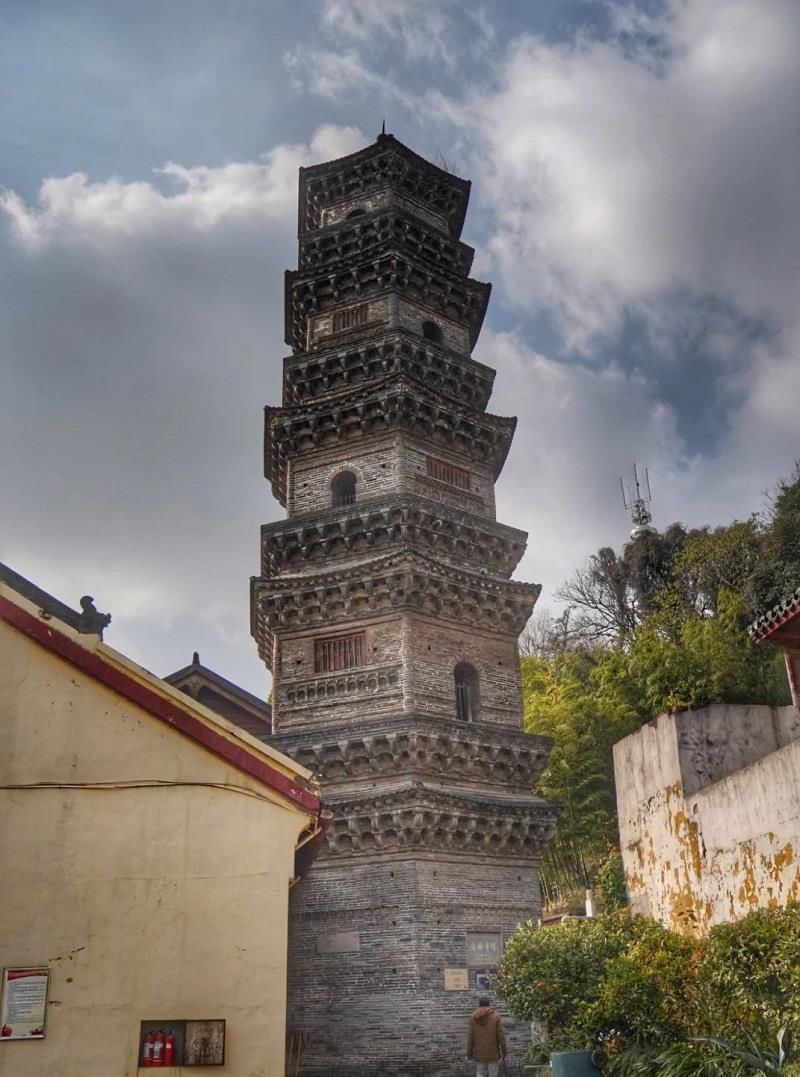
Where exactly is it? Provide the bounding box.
[749,584,800,643]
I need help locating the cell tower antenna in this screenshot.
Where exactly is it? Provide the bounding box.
[620,463,656,539]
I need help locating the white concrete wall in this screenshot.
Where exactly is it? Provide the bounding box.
[615,704,800,935]
[0,609,312,1076]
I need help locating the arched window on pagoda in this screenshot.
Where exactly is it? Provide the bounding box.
[454,662,480,722]
[331,471,357,507]
[422,320,443,344]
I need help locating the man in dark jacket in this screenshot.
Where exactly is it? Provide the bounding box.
[466,996,507,1076]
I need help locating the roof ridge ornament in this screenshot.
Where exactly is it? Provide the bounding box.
[78,595,112,638]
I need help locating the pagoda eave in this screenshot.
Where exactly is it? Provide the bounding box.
[321,781,562,860]
[251,550,541,659]
[298,206,476,277]
[285,269,491,352]
[298,134,471,239]
[263,383,517,505]
[260,494,529,578]
[281,329,496,411]
[269,713,554,793]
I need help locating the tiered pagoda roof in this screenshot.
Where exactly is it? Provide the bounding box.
[251,550,540,667]
[297,134,471,237]
[264,377,516,505]
[260,495,528,578]
[282,330,495,411]
[284,252,491,351]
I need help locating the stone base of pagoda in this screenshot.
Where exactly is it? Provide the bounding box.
[273,715,558,1076]
[287,850,540,1077]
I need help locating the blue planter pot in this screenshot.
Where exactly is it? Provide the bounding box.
[550,1049,601,1076]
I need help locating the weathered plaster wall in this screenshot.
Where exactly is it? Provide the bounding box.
[615,704,800,935]
[0,608,311,1077]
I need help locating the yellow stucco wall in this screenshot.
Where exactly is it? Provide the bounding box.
[0,607,314,1077]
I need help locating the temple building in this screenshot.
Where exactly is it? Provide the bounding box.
[166,651,272,740]
[250,134,559,1077]
[0,562,325,1077]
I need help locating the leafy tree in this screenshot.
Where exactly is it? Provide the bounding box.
[519,608,574,658]
[556,546,638,646]
[523,463,797,907]
[591,918,700,1048]
[622,523,692,618]
[497,913,634,1049]
[702,906,800,1042]
[622,588,789,712]
[673,520,763,619]
[751,463,800,613]
[595,850,628,911]
[522,652,640,851]
[555,526,693,646]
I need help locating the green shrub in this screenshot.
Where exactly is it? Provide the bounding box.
[497,912,633,1050]
[500,906,800,1066]
[702,905,800,1042]
[590,919,700,1048]
[595,850,628,911]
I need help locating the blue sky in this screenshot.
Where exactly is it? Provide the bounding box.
[2,0,799,696]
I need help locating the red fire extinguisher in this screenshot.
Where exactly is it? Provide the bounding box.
[152,1029,166,1067]
[142,1030,154,1067]
[165,1030,176,1066]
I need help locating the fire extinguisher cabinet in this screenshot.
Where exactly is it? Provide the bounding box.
[550,1049,602,1076]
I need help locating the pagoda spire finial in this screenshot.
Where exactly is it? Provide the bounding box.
[381,118,386,136]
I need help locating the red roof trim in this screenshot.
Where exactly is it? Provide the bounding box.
[294,808,333,880]
[0,595,320,815]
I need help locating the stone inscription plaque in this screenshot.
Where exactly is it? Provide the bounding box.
[317,931,361,954]
[444,968,469,991]
[466,932,503,967]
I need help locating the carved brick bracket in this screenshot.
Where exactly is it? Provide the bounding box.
[261,496,527,576]
[282,330,495,411]
[271,715,552,791]
[320,783,561,859]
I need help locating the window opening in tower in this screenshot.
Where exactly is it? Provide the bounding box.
[331,471,357,507]
[422,320,443,344]
[454,662,480,721]
[332,304,369,335]
[315,632,366,673]
[427,456,470,490]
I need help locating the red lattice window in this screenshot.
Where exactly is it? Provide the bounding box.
[332,304,369,335]
[426,456,470,490]
[314,632,366,673]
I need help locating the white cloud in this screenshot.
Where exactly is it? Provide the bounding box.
[287,0,496,103]
[462,0,800,549]
[0,124,364,694]
[318,0,471,67]
[465,0,800,354]
[479,328,687,594]
[286,0,800,568]
[1,125,364,244]
[284,46,419,108]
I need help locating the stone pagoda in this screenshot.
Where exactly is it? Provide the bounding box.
[251,133,559,1077]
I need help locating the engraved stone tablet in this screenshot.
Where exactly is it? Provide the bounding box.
[317,931,361,954]
[466,932,503,967]
[444,968,469,991]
